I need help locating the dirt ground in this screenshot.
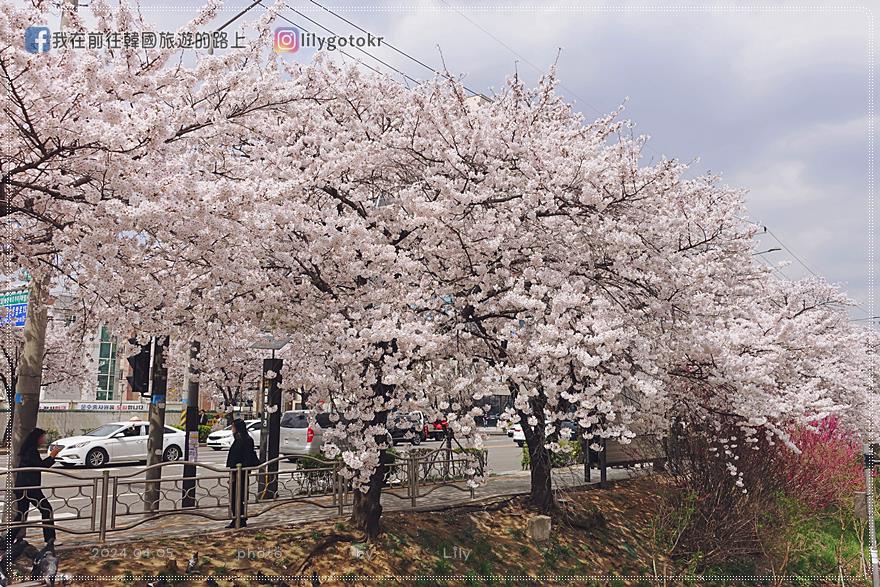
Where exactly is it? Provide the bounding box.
[9,476,685,586]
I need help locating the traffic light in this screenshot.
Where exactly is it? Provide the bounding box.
[126,338,152,396]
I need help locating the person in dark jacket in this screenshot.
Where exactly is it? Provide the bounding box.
[6,428,61,547]
[226,419,258,528]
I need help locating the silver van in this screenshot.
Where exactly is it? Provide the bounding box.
[279,410,332,461]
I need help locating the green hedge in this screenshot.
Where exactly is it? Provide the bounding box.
[198,425,212,443]
[521,439,582,470]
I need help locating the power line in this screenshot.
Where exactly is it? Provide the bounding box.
[256,2,396,82]
[307,0,459,85]
[751,222,873,317]
[763,228,822,280]
[436,0,605,117]
[755,250,790,281]
[275,1,481,96]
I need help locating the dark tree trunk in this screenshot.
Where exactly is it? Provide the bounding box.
[525,432,555,512]
[3,377,15,446]
[222,391,236,425]
[519,392,555,513]
[350,397,391,539]
[350,453,388,539]
[529,444,553,513]
[3,414,15,446]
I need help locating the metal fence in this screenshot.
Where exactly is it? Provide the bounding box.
[0,446,485,543]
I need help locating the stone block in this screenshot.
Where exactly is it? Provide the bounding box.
[527,515,552,542]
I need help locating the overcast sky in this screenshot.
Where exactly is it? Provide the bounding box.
[30,1,877,319]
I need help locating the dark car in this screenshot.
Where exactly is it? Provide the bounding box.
[559,420,579,440]
[389,413,423,446]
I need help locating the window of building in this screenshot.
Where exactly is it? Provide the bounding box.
[96,325,118,400]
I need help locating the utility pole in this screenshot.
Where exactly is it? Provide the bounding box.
[182,340,200,507]
[864,444,879,587]
[143,336,169,512]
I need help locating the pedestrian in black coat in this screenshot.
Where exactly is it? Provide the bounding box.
[6,428,61,546]
[226,419,258,528]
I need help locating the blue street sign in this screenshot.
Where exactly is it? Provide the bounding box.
[1,290,28,327]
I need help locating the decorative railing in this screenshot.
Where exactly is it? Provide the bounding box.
[0,447,484,543]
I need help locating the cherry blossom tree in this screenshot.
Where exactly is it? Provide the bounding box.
[183,334,262,424]
[2,0,874,539]
[0,0,295,459]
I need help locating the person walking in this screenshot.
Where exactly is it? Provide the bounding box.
[6,428,61,548]
[226,419,258,528]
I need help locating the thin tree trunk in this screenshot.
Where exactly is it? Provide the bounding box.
[11,273,50,469]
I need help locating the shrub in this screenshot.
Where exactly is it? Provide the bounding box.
[778,415,862,510]
[297,455,340,469]
[521,439,582,470]
[198,424,212,443]
[664,419,784,568]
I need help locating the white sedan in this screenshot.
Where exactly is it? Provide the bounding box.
[50,420,186,468]
[511,424,525,447]
[206,419,261,450]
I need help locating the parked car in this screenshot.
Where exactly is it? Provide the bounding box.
[428,418,449,441]
[512,421,579,447]
[206,419,262,450]
[50,420,185,468]
[559,420,578,440]
[279,410,331,461]
[408,410,430,442]
[511,424,525,447]
[389,412,424,446]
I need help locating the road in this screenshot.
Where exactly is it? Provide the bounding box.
[0,434,524,525]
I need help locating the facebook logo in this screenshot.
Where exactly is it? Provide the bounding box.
[24,26,51,53]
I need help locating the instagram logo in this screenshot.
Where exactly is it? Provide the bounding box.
[274,27,299,53]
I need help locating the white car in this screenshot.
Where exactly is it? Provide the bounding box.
[206,419,261,450]
[511,424,525,447]
[50,420,185,468]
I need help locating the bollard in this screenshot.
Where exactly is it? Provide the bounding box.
[234,464,243,529]
[98,469,110,543]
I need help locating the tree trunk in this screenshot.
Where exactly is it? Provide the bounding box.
[525,433,555,512]
[3,376,16,445]
[11,274,50,469]
[351,407,391,539]
[223,391,236,425]
[3,405,13,446]
[520,396,555,513]
[144,336,169,512]
[350,455,388,539]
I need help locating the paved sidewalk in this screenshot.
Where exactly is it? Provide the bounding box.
[40,465,643,550]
